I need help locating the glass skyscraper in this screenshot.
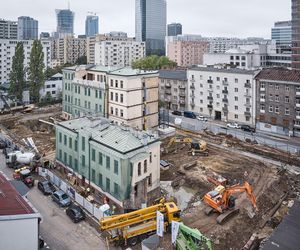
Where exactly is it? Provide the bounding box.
[167,23,182,36]
[17,16,38,40]
[271,21,291,52]
[56,9,74,38]
[135,0,167,55]
[292,0,300,69]
[85,15,99,37]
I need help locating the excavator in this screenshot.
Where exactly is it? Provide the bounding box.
[165,137,208,156]
[203,181,257,224]
[176,223,212,250]
[99,198,181,247]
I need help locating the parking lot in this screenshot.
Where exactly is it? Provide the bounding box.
[0,151,107,250]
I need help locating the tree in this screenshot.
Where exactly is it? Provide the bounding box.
[8,42,25,101]
[28,40,45,103]
[75,56,87,65]
[132,55,177,70]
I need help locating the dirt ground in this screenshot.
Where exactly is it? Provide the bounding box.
[160,135,300,250]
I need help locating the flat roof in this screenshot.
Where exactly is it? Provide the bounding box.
[0,172,35,216]
[57,117,159,154]
[159,70,187,81]
[262,200,300,250]
[189,66,256,75]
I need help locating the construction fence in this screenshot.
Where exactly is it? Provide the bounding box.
[38,167,104,220]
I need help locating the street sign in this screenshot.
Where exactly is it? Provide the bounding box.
[156,211,164,237]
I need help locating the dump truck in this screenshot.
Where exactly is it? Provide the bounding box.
[100,198,181,247]
[176,223,212,250]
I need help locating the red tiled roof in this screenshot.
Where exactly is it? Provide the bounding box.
[255,68,300,83]
[0,173,35,216]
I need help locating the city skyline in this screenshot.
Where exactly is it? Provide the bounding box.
[0,0,291,38]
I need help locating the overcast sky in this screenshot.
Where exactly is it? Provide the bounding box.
[1,0,291,38]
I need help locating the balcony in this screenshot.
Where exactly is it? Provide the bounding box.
[207,96,213,101]
[190,84,195,90]
[260,110,265,114]
[207,104,213,109]
[208,88,213,93]
[165,83,171,88]
[190,78,195,82]
[179,92,186,97]
[207,79,213,84]
[244,93,251,97]
[244,111,251,117]
[296,103,300,108]
[294,123,300,128]
[190,102,195,107]
[165,90,171,95]
[222,81,228,86]
[190,94,195,98]
[179,100,185,105]
[244,103,251,107]
[260,88,265,91]
[244,83,251,88]
[179,85,186,89]
[222,89,228,94]
[222,98,228,103]
[260,98,265,103]
[296,115,300,120]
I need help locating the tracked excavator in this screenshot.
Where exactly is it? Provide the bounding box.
[203,181,257,224]
[165,137,208,156]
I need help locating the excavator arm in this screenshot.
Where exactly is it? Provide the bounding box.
[222,182,257,210]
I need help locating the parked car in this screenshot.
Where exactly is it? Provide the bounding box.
[240,125,256,133]
[66,204,85,223]
[52,190,71,207]
[197,115,208,122]
[226,122,240,129]
[172,110,182,116]
[38,180,56,195]
[183,111,197,119]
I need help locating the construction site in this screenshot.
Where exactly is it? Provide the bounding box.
[1,105,300,249]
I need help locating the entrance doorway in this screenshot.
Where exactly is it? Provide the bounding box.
[215,111,221,120]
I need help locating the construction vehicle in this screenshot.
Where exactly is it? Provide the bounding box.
[6,151,36,168]
[13,167,34,188]
[203,181,257,224]
[176,223,212,250]
[100,198,181,247]
[165,137,208,156]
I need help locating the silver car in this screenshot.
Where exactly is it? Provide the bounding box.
[52,190,71,207]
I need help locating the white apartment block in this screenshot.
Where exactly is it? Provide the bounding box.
[188,67,258,125]
[94,40,145,67]
[0,39,51,84]
[40,73,63,100]
[51,36,86,66]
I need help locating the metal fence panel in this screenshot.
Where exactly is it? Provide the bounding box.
[75,192,84,206]
[83,199,94,215]
[93,206,103,220]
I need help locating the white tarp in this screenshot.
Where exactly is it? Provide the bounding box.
[60,180,68,193]
[171,221,181,244]
[156,211,164,237]
[75,192,84,206]
[84,199,94,214]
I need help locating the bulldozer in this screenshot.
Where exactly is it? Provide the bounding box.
[164,137,208,156]
[203,181,257,224]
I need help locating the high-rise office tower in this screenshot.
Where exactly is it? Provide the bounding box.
[292,0,300,69]
[17,16,38,40]
[167,23,182,36]
[135,0,167,55]
[272,21,292,53]
[0,19,17,39]
[85,15,99,37]
[55,9,74,38]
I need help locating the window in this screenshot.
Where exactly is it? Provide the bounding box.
[120,109,124,117]
[64,135,67,145]
[275,84,279,90]
[285,108,290,115]
[285,96,289,103]
[144,160,147,173]
[115,108,118,116]
[98,152,103,165]
[88,88,91,96]
[114,160,118,174]
[234,88,238,92]
[68,138,72,149]
[234,114,238,119]
[82,137,85,151]
[275,106,279,114]
[235,78,238,83]
[74,140,78,152]
[235,106,238,110]
[114,183,120,196]
[261,104,265,111]
[106,178,110,192]
[217,94,220,98]
[91,169,95,182]
[82,155,85,167]
[120,94,123,103]
[269,105,273,112]
[216,77,220,81]
[234,96,238,101]
[275,95,279,102]
[64,152,67,163]
[285,85,290,91]
[269,94,273,101]
[110,92,113,101]
[110,107,113,115]
[148,173,152,186]
[74,159,78,171]
[92,149,95,161]
[138,162,141,176]
[150,152,152,163]
[59,132,62,143]
[78,86,80,94]
[120,81,123,88]
[110,79,113,87]
[98,174,103,187]
[115,80,118,88]
[260,82,265,88]
[95,90,98,98]
[59,149,62,160]
[99,90,102,99]
[85,87,87,95]
[106,156,110,170]
[115,93,118,102]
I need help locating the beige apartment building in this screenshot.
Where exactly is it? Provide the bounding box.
[51,36,86,66]
[167,40,209,67]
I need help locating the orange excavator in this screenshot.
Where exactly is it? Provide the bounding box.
[203,181,257,224]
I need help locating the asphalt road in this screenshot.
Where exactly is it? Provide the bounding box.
[159,110,300,154]
[0,152,107,250]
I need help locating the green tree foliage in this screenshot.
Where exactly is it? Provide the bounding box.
[132,55,177,70]
[28,40,45,103]
[75,56,87,65]
[8,42,25,100]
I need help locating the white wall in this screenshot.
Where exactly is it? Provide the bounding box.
[0,217,39,250]
[40,79,63,99]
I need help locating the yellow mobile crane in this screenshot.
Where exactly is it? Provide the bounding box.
[100,198,181,247]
